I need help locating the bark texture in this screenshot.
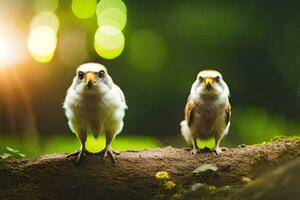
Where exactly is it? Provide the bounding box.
[0,138,299,200]
[232,156,300,200]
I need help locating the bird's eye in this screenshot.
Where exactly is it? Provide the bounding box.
[215,76,220,82]
[199,76,203,82]
[78,71,84,80]
[98,70,105,78]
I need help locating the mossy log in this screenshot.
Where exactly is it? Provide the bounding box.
[0,138,299,200]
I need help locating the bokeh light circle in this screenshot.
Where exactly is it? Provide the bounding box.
[34,0,59,12]
[97,0,127,14]
[72,0,97,19]
[94,25,125,59]
[97,8,126,30]
[27,25,57,63]
[31,12,60,33]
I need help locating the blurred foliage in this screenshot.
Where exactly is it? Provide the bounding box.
[229,106,300,145]
[0,134,161,157]
[0,147,25,159]
[0,0,299,154]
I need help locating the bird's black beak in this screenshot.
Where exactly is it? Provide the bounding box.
[204,78,213,90]
[206,82,212,90]
[87,80,93,89]
[85,72,96,89]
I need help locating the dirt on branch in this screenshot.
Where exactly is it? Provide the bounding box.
[232,157,300,200]
[0,138,299,200]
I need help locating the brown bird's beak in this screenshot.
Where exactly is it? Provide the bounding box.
[85,72,96,89]
[204,78,214,89]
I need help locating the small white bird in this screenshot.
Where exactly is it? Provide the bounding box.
[63,63,127,162]
[180,69,231,155]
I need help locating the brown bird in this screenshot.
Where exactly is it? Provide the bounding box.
[180,69,231,155]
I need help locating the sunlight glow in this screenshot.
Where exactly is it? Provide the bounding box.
[27,25,57,63]
[0,29,26,68]
[72,0,97,19]
[0,38,11,68]
[94,25,125,59]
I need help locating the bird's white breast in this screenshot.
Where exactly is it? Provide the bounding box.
[64,84,125,137]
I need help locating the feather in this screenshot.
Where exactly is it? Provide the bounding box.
[63,63,126,153]
[181,69,231,155]
[184,95,195,126]
[225,100,231,126]
[114,84,128,109]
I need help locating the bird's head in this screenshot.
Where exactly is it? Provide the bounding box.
[72,63,113,95]
[191,69,229,97]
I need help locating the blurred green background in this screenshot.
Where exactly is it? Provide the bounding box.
[0,0,299,157]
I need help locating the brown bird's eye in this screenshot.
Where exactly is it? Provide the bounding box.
[78,71,84,80]
[98,70,105,78]
[199,76,203,82]
[215,76,220,82]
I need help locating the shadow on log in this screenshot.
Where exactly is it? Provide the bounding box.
[0,138,299,200]
[232,156,300,200]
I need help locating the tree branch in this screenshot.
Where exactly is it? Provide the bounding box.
[0,138,299,200]
[232,157,300,200]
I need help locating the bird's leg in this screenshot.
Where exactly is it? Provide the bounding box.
[214,142,222,155]
[98,133,119,163]
[190,137,201,155]
[67,133,88,163]
[214,134,227,155]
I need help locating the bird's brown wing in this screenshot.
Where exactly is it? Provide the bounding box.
[225,99,231,125]
[184,95,195,126]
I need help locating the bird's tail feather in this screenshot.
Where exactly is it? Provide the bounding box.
[180,120,192,145]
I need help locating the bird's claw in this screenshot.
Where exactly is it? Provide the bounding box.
[98,147,120,163]
[190,148,201,155]
[66,149,89,163]
[214,146,228,155]
[214,147,223,155]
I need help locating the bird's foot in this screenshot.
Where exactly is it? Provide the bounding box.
[213,146,229,155]
[98,147,120,163]
[66,149,90,163]
[190,148,201,155]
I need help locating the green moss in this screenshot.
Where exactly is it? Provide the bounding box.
[270,135,300,143]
